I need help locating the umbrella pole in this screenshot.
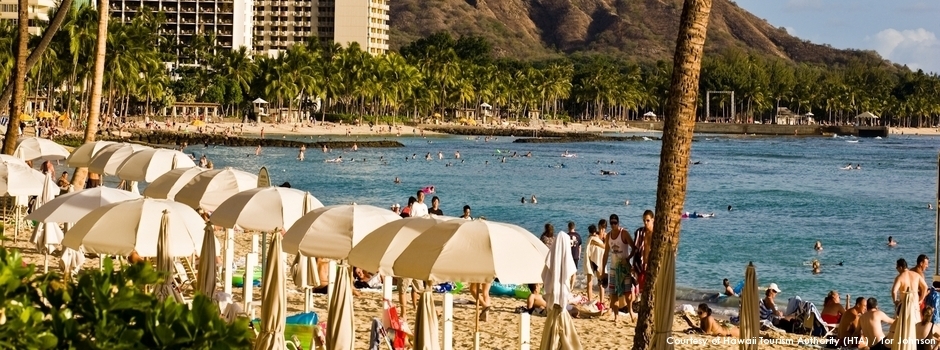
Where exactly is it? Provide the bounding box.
[261,232,268,278]
[474,297,480,350]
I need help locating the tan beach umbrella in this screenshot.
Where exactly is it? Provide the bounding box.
[738,262,760,350]
[0,154,29,167]
[282,204,401,259]
[14,137,71,161]
[539,233,582,350]
[347,217,451,276]
[115,148,197,182]
[142,167,205,200]
[414,290,441,350]
[651,247,677,350]
[66,140,116,167]
[154,210,182,303]
[61,198,207,257]
[29,171,65,273]
[196,222,218,297]
[88,143,152,175]
[211,187,324,231]
[26,187,141,223]
[174,168,258,212]
[326,263,355,350]
[0,162,54,197]
[891,289,918,350]
[254,233,287,350]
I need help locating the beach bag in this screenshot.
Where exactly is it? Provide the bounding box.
[382,300,407,350]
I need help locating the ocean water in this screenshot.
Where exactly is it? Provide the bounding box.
[190,132,939,311]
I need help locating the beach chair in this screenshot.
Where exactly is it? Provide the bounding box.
[801,303,837,338]
[174,260,194,291]
[381,299,413,350]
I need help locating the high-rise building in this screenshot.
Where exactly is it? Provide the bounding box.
[110,0,252,50]
[0,0,57,35]
[316,0,389,55]
[252,0,315,56]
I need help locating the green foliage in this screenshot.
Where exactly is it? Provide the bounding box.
[0,248,253,350]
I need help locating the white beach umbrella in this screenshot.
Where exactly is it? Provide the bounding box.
[61,198,206,257]
[174,168,258,211]
[14,137,71,161]
[142,167,205,200]
[347,216,453,276]
[211,187,324,232]
[115,148,197,182]
[66,141,117,167]
[26,187,141,223]
[0,154,28,166]
[0,162,55,197]
[254,233,287,350]
[539,233,582,349]
[88,143,152,175]
[29,171,65,273]
[282,204,401,259]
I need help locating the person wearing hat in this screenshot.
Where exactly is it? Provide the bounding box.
[390,203,401,215]
[763,283,784,317]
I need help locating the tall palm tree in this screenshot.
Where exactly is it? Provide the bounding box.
[71,0,109,188]
[3,0,30,154]
[632,0,713,349]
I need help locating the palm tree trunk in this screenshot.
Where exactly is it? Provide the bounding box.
[632,1,712,349]
[71,0,109,189]
[2,0,30,154]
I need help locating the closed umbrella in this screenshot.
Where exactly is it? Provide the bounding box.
[115,148,197,182]
[282,204,401,259]
[326,263,355,350]
[738,262,760,350]
[14,137,71,161]
[347,217,450,276]
[154,210,181,303]
[891,289,918,350]
[66,141,116,167]
[87,143,152,176]
[539,233,582,350]
[142,167,205,200]
[26,187,141,223]
[254,233,286,350]
[61,198,206,257]
[211,187,324,231]
[174,168,258,211]
[415,289,441,350]
[651,247,677,350]
[29,171,64,273]
[196,222,218,297]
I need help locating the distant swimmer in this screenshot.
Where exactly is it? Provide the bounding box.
[600,170,618,175]
[930,204,934,210]
[421,186,435,194]
[322,145,328,153]
[624,200,630,206]
[727,205,733,211]
[693,161,701,165]
[815,240,823,251]
[812,259,821,274]
[887,236,897,247]
[326,156,343,163]
[352,143,358,151]
[455,151,461,159]
[438,151,443,160]
[837,260,844,266]
[525,151,532,157]
[394,177,401,184]
[255,145,262,156]
[425,152,432,161]
[855,164,861,170]
[521,197,526,204]
[298,148,305,161]
[531,195,537,204]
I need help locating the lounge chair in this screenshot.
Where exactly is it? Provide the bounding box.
[800,302,838,338]
[381,299,413,350]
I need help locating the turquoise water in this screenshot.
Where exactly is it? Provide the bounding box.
[192,133,938,309]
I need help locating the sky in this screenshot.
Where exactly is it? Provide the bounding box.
[732,0,940,73]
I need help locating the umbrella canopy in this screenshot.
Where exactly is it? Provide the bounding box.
[153,210,181,303]
[211,187,324,231]
[738,262,760,350]
[415,290,441,350]
[326,263,355,350]
[14,137,71,161]
[174,168,258,211]
[254,233,287,350]
[88,143,152,175]
[115,148,197,182]
[391,219,549,284]
[0,162,56,197]
[196,222,218,296]
[891,289,918,350]
[539,233,582,349]
[253,98,268,104]
[61,198,206,257]
[644,111,657,117]
[0,154,29,166]
[348,217,452,276]
[66,141,117,167]
[26,187,141,223]
[282,204,401,259]
[142,167,205,200]
[651,247,677,350]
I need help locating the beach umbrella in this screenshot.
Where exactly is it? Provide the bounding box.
[254,233,286,350]
[0,154,28,166]
[174,168,258,212]
[66,141,116,167]
[142,167,205,200]
[29,171,64,273]
[0,162,55,197]
[88,143,152,175]
[415,289,441,350]
[211,187,324,232]
[651,247,677,350]
[61,198,206,257]
[26,187,141,223]
[326,263,355,350]
[738,262,760,350]
[538,232,582,350]
[14,137,70,161]
[115,148,197,182]
[153,210,182,303]
[347,217,452,276]
[282,204,401,259]
[196,222,218,297]
[890,289,918,350]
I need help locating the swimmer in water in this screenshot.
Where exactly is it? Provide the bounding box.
[521,197,526,204]
[394,177,401,184]
[887,236,897,247]
[812,259,821,274]
[814,240,822,251]
[531,195,537,204]
[728,205,733,211]
[255,145,262,156]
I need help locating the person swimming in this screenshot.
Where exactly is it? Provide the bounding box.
[394,177,401,184]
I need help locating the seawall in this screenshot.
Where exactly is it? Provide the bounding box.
[59,131,404,148]
[622,121,889,137]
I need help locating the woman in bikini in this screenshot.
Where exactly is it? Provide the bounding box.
[683,303,740,337]
[917,306,940,350]
[601,214,634,323]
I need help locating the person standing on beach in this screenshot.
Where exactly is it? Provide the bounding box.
[584,224,606,304]
[566,221,582,287]
[428,196,443,216]
[460,205,472,220]
[601,214,635,323]
[540,224,555,247]
[633,210,654,293]
[400,197,416,218]
[892,258,929,310]
[914,254,930,280]
[411,191,429,218]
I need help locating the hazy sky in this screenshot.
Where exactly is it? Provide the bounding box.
[732,0,940,73]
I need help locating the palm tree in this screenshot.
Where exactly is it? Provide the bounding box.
[3,0,30,154]
[632,0,713,349]
[71,0,109,188]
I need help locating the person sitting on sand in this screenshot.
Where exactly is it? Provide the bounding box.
[682,303,740,337]
[821,290,846,324]
[837,297,867,347]
[916,306,940,350]
[723,278,737,297]
[515,284,606,319]
[858,297,894,350]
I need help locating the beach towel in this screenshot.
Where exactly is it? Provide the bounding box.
[369,317,383,350]
[584,235,605,276]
